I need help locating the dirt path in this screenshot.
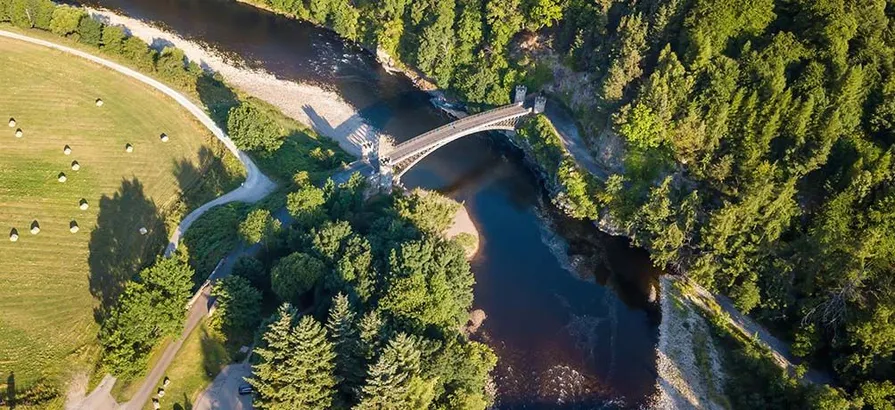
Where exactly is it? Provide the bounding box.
[685,280,834,386]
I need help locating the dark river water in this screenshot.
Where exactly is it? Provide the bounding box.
[75,0,661,407]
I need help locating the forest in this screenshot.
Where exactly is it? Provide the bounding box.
[246,0,895,407]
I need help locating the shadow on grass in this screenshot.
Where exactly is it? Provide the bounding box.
[172,393,192,410]
[175,146,243,212]
[3,372,13,409]
[195,74,238,132]
[88,178,166,321]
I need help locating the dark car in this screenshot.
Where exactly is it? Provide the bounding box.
[238,384,253,395]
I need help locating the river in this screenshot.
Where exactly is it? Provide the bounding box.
[75,0,661,407]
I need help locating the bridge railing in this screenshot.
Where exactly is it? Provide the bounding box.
[390,104,529,158]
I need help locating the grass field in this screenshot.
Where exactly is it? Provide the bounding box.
[0,36,243,390]
[143,322,230,410]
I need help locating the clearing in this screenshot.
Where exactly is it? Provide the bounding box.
[0,35,241,390]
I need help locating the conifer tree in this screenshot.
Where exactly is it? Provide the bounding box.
[326,293,366,401]
[250,304,298,409]
[286,316,338,409]
[355,333,423,409]
[358,310,386,363]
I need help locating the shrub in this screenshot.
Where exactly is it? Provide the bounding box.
[101,25,127,54]
[49,5,85,37]
[77,15,102,47]
[227,102,284,153]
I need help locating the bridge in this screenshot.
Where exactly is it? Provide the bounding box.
[344,86,545,187]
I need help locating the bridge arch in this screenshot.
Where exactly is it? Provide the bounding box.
[382,103,535,180]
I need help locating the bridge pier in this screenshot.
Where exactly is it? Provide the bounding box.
[534,95,547,114]
[514,85,527,105]
[378,156,394,190]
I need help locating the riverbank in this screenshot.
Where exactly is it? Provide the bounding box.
[88,7,382,158]
[651,276,728,409]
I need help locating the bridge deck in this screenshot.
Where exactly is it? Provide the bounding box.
[388,104,531,162]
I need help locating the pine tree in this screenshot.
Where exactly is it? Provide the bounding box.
[355,333,422,409]
[326,293,366,401]
[358,310,386,363]
[286,316,338,409]
[250,304,298,409]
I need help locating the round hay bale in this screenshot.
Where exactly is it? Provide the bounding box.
[95,98,104,107]
[58,173,67,183]
[159,133,169,143]
[79,198,89,210]
[125,143,134,153]
[9,228,19,242]
[14,128,23,138]
[139,227,148,235]
[69,221,79,233]
[30,221,40,235]
[71,161,80,171]
[63,145,72,155]
[8,118,15,127]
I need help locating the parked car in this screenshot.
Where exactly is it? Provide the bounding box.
[238,384,253,395]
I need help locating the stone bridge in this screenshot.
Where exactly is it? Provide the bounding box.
[341,86,545,187]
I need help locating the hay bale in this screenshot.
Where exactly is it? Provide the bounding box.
[79,198,89,210]
[95,98,104,107]
[139,227,148,235]
[125,143,134,153]
[14,128,23,138]
[30,221,40,235]
[71,161,80,171]
[8,118,15,127]
[9,228,18,242]
[159,133,169,142]
[63,145,72,155]
[58,173,67,183]
[69,221,79,233]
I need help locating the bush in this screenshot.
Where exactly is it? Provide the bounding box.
[121,36,156,72]
[77,15,102,47]
[182,204,243,280]
[100,25,127,54]
[227,102,284,153]
[49,5,85,37]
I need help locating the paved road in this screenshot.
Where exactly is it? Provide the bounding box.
[192,359,254,409]
[0,29,276,410]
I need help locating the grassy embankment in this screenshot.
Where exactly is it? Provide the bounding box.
[0,35,242,396]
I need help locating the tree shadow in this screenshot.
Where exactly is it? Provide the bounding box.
[3,372,13,409]
[195,73,239,132]
[88,178,166,321]
[172,392,193,410]
[301,104,378,158]
[174,146,242,212]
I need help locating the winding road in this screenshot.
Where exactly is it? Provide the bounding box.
[0,29,276,410]
[0,29,277,257]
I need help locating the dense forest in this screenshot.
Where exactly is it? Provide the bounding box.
[247,0,895,407]
[241,176,494,409]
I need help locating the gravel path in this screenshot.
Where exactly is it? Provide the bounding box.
[0,29,278,259]
[0,29,276,410]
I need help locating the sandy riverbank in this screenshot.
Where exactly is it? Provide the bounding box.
[88,8,381,158]
[88,7,483,249]
[447,204,481,259]
[650,276,728,409]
